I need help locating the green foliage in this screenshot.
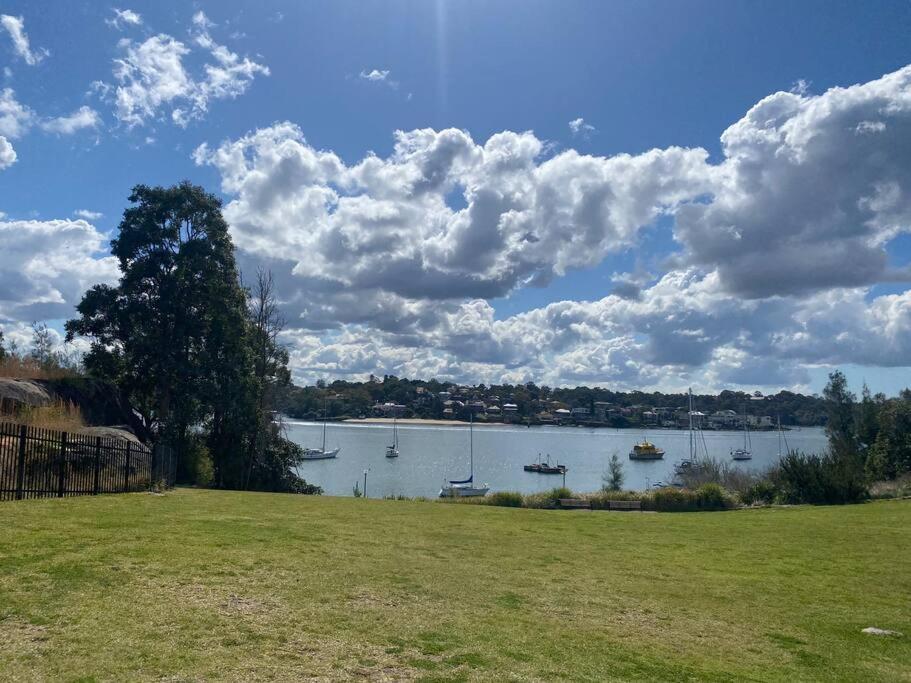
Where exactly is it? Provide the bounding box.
[775,451,868,505]
[739,479,779,506]
[865,398,911,480]
[694,483,730,510]
[66,183,314,494]
[484,491,524,507]
[181,438,215,487]
[523,487,574,509]
[602,453,624,491]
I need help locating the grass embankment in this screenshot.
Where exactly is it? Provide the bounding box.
[1,490,909,681]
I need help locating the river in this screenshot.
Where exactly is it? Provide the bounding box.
[285,420,828,498]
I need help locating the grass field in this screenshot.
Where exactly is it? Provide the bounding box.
[1,490,909,681]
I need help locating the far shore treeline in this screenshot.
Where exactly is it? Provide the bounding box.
[281,378,833,427]
[1,182,909,499]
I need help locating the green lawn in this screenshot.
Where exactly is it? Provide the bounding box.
[0,490,909,681]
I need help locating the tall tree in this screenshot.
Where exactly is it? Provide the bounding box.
[66,183,253,478]
[823,370,857,459]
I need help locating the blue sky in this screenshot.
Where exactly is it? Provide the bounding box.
[1,1,910,395]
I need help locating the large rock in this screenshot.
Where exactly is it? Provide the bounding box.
[0,378,52,410]
[78,425,142,445]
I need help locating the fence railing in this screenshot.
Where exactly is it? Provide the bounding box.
[0,421,175,501]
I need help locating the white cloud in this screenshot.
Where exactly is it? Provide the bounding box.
[73,209,103,220]
[101,14,268,128]
[0,218,119,322]
[40,106,102,135]
[568,117,595,137]
[0,135,15,169]
[675,64,911,297]
[359,69,390,82]
[0,88,34,138]
[358,68,398,90]
[0,15,48,66]
[194,123,713,321]
[106,8,142,30]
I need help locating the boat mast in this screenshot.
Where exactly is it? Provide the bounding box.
[688,388,694,460]
[322,399,327,452]
[469,411,474,479]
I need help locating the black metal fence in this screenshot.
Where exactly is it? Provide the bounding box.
[0,421,176,501]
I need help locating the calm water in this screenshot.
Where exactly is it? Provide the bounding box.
[285,420,828,498]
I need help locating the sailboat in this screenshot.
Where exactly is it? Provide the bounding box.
[731,403,752,460]
[777,415,790,457]
[385,415,399,458]
[673,388,701,475]
[302,401,340,460]
[439,413,489,497]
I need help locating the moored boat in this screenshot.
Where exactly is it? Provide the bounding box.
[629,440,665,460]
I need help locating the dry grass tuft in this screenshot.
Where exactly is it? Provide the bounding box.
[0,399,85,432]
[0,356,78,380]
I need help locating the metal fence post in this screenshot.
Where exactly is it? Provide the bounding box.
[124,442,132,492]
[15,424,27,500]
[92,437,101,495]
[57,432,68,498]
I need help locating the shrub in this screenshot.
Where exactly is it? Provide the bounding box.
[775,450,867,505]
[182,438,215,487]
[651,487,692,512]
[740,478,779,506]
[484,491,524,508]
[694,483,732,510]
[524,486,573,509]
[585,490,642,510]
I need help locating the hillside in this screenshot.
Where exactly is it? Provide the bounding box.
[1,490,908,680]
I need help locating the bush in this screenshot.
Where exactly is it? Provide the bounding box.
[694,483,731,510]
[585,490,642,510]
[524,486,573,509]
[740,479,779,506]
[776,451,868,505]
[182,438,215,487]
[651,487,692,512]
[484,491,524,507]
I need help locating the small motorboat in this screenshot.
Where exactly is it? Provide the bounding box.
[524,454,566,474]
[629,439,665,460]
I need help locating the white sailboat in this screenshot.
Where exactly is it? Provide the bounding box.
[731,403,752,460]
[302,402,340,460]
[777,415,790,457]
[440,413,489,497]
[385,415,399,458]
[673,388,704,476]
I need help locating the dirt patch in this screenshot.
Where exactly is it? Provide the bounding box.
[0,618,49,654]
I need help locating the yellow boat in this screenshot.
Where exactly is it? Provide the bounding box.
[629,440,665,460]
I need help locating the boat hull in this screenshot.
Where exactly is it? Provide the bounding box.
[301,447,340,460]
[629,451,665,460]
[439,484,489,498]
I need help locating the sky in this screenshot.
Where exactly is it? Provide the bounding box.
[0,0,910,396]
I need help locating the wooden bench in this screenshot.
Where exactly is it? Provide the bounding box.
[559,498,591,509]
[607,500,642,511]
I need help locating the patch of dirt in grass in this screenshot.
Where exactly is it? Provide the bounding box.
[0,617,49,654]
[347,590,400,609]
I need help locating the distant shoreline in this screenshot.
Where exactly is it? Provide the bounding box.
[289,417,805,431]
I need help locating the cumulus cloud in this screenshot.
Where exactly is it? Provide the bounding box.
[675,65,911,298]
[186,65,911,387]
[106,8,142,30]
[100,12,268,128]
[0,88,34,138]
[0,15,48,66]
[39,106,102,134]
[194,123,713,328]
[0,135,15,169]
[0,218,119,322]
